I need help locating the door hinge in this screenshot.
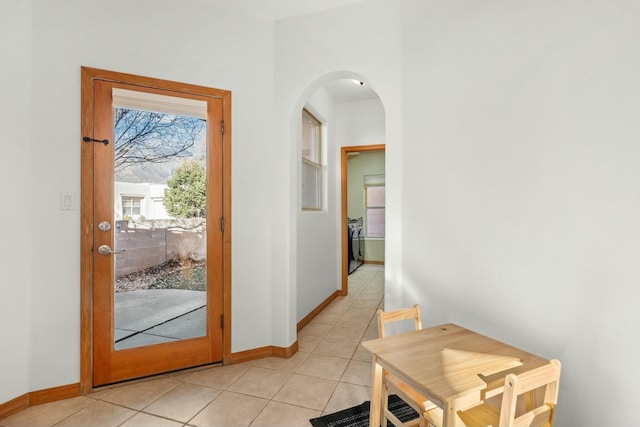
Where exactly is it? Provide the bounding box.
[221,217,225,232]
[221,314,225,330]
[221,120,225,135]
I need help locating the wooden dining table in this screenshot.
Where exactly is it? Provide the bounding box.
[361,323,549,427]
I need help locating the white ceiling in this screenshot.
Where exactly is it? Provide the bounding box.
[204,0,371,21]
[323,79,379,103]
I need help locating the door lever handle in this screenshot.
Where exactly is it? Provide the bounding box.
[97,245,126,255]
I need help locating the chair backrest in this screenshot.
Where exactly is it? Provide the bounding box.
[499,359,561,427]
[377,304,422,338]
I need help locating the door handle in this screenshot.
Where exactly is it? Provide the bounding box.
[97,245,126,255]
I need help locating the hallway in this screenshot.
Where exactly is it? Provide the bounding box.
[1,264,383,427]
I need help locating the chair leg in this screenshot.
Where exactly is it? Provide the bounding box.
[381,382,390,427]
[383,389,422,427]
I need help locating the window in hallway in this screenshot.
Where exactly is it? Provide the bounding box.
[364,174,385,238]
[301,108,322,210]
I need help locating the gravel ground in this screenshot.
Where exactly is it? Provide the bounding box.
[115,259,206,292]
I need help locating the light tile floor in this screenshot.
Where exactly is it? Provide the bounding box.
[1,264,384,427]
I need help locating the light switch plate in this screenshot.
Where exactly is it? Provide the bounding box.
[60,192,76,210]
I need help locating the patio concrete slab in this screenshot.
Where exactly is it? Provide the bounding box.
[114,289,206,350]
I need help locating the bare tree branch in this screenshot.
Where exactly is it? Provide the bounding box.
[114,108,205,173]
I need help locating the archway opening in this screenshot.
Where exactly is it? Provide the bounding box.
[291,72,386,331]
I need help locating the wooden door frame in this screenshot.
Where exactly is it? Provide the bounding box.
[80,67,232,393]
[340,144,385,296]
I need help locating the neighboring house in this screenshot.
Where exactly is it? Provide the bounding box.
[114,182,171,220]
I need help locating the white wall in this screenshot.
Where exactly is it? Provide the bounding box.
[296,92,388,321]
[0,0,33,405]
[296,87,340,321]
[400,0,640,425]
[336,99,386,149]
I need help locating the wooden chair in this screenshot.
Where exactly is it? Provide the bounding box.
[377,305,442,427]
[457,359,561,427]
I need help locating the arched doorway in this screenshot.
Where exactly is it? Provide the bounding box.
[292,72,386,329]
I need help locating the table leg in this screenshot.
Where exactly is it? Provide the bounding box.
[442,402,451,427]
[444,395,478,427]
[369,356,384,427]
[443,402,463,427]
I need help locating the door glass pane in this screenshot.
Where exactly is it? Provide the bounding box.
[112,99,208,350]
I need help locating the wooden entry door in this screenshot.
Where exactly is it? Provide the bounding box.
[81,67,231,387]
